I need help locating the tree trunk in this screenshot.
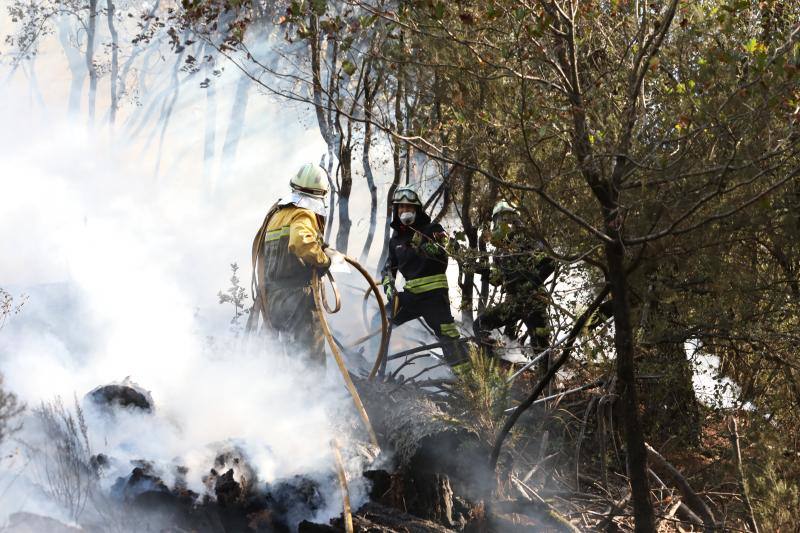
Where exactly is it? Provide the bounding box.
[360,138,378,264]
[605,238,655,532]
[459,166,477,326]
[308,16,339,244]
[325,148,336,241]
[203,43,218,187]
[359,72,379,264]
[86,0,98,125]
[478,182,499,313]
[153,37,189,178]
[335,148,353,253]
[377,76,404,274]
[432,183,451,225]
[218,71,252,183]
[117,0,159,104]
[106,0,119,127]
[25,58,46,108]
[57,19,85,115]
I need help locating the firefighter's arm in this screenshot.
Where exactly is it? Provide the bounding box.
[288,210,331,268]
[418,224,449,257]
[381,242,398,299]
[381,250,397,301]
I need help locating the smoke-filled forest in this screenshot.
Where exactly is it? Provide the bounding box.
[1,0,799,532]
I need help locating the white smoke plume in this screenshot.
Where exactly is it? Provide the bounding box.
[0,76,375,529]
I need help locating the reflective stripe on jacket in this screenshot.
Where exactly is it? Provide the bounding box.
[404,273,449,294]
[262,205,329,288]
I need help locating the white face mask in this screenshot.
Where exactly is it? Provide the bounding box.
[399,211,416,225]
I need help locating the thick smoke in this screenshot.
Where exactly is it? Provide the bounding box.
[0,81,372,529]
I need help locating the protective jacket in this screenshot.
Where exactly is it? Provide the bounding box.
[491,234,555,299]
[381,209,450,295]
[262,205,330,288]
[380,208,466,367]
[474,233,555,356]
[248,203,329,365]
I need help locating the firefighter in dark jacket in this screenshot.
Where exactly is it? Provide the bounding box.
[249,163,342,365]
[381,185,467,368]
[473,200,555,358]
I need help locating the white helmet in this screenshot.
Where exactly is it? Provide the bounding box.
[290,163,329,198]
[492,200,518,219]
[392,185,423,206]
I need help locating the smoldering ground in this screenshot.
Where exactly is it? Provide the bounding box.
[0,7,479,528]
[0,85,385,530]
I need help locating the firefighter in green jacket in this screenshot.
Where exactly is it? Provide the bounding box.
[474,200,555,358]
[381,185,467,368]
[249,163,342,365]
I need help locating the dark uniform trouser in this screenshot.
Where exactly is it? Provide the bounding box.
[473,294,550,356]
[266,285,326,366]
[393,290,467,366]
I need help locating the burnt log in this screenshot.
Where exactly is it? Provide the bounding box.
[111,462,170,501]
[265,474,328,529]
[299,501,455,532]
[201,446,257,507]
[355,379,490,528]
[87,380,154,413]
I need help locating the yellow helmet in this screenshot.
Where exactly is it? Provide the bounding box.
[290,164,329,198]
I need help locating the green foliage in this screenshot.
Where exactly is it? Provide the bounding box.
[745,419,800,531]
[341,59,356,76]
[8,0,800,523]
[449,347,513,445]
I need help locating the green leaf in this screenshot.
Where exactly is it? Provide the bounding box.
[290,0,302,16]
[341,35,354,51]
[311,0,326,16]
[342,59,356,76]
[359,14,377,28]
[434,2,445,20]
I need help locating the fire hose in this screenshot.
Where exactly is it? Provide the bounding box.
[314,257,389,529]
[331,438,354,533]
[312,255,390,449]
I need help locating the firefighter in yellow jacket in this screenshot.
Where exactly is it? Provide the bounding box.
[249,163,341,365]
